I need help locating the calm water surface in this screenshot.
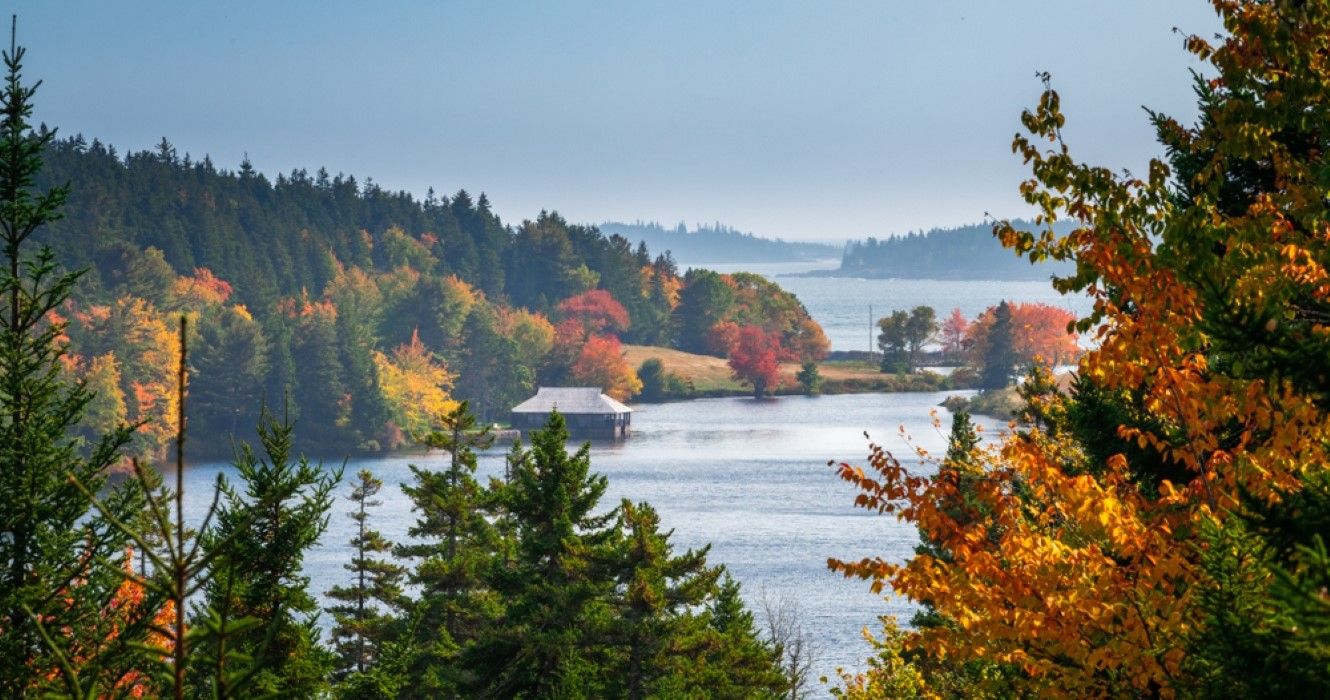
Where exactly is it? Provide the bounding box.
[183,391,996,684]
[691,259,1094,352]
[181,262,1066,683]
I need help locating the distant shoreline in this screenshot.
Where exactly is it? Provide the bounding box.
[792,266,1064,282]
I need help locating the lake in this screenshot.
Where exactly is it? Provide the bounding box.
[180,263,1077,686]
[693,259,1094,352]
[182,390,988,686]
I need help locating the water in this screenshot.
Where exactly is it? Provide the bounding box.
[176,262,1075,684]
[688,259,1094,352]
[180,391,992,686]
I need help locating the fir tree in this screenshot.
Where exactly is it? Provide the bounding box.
[325,469,406,682]
[396,401,502,695]
[0,20,142,696]
[467,410,619,697]
[197,409,340,697]
[978,300,1016,390]
[795,360,823,396]
[690,574,787,698]
[607,499,725,699]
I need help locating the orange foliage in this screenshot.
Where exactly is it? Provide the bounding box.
[706,320,740,357]
[172,267,233,307]
[829,4,1330,696]
[569,334,642,401]
[557,289,630,337]
[966,301,1080,366]
[939,307,968,360]
[727,325,781,398]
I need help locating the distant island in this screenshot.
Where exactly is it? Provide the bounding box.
[598,220,840,264]
[812,220,1076,280]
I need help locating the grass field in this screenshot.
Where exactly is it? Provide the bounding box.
[621,345,946,397]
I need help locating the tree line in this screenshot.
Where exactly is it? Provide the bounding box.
[832,220,1076,281]
[874,301,1080,388]
[830,2,1330,697]
[0,30,804,697]
[31,123,825,457]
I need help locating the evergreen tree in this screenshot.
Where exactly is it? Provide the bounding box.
[467,411,619,697]
[795,360,823,396]
[690,575,787,698]
[397,402,502,696]
[674,268,734,355]
[453,304,531,422]
[0,23,142,696]
[607,500,726,699]
[325,470,407,683]
[189,304,270,447]
[978,301,1016,390]
[198,410,340,698]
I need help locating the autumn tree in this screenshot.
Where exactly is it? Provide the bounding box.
[966,301,1078,370]
[374,329,457,443]
[557,288,630,337]
[831,3,1330,697]
[570,333,643,401]
[939,307,968,363]
[728,325,781,399]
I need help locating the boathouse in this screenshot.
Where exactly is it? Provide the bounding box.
[510,387,632,439]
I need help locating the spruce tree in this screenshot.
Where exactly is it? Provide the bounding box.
[978,301,1016,390]
[690,574,787,698]
[0,20,142,696]
[325,469,406,683]
[396,401,502,695]
[197,410,339,698]
[607,499,725,699]
[467,410,620,697]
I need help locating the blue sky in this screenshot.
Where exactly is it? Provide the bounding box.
[12,1,1222,241]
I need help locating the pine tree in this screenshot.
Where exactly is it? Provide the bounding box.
[467,410,620,697]
[325,470,406,682]
[690,574,787,698]
[978,301,1016,390]
[795,360,823,396]
[607,500,725,698]
[197,410,339,697]
[0,20,142,696]
[396,401,502,695]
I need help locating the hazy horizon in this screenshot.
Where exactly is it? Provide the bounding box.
[14,1,1222,241]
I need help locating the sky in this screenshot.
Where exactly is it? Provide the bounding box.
[12,1,1223,242]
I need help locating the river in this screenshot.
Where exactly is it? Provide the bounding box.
[181,263,1082,686]
[695,259,1094,352]
[182,390,986,687]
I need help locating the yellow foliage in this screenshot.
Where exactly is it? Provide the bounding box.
[374,330,458,440]
[830,3,1330,697]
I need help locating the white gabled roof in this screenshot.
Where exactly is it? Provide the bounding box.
[511,387,633,415]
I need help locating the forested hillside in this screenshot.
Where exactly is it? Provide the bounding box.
[36,135,827,456]
[598,220,839,264]
[829,220,1076,280]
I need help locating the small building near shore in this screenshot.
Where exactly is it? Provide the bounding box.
[510,387,632,439]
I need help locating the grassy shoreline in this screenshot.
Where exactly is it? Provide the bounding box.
[622,344,954,400]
